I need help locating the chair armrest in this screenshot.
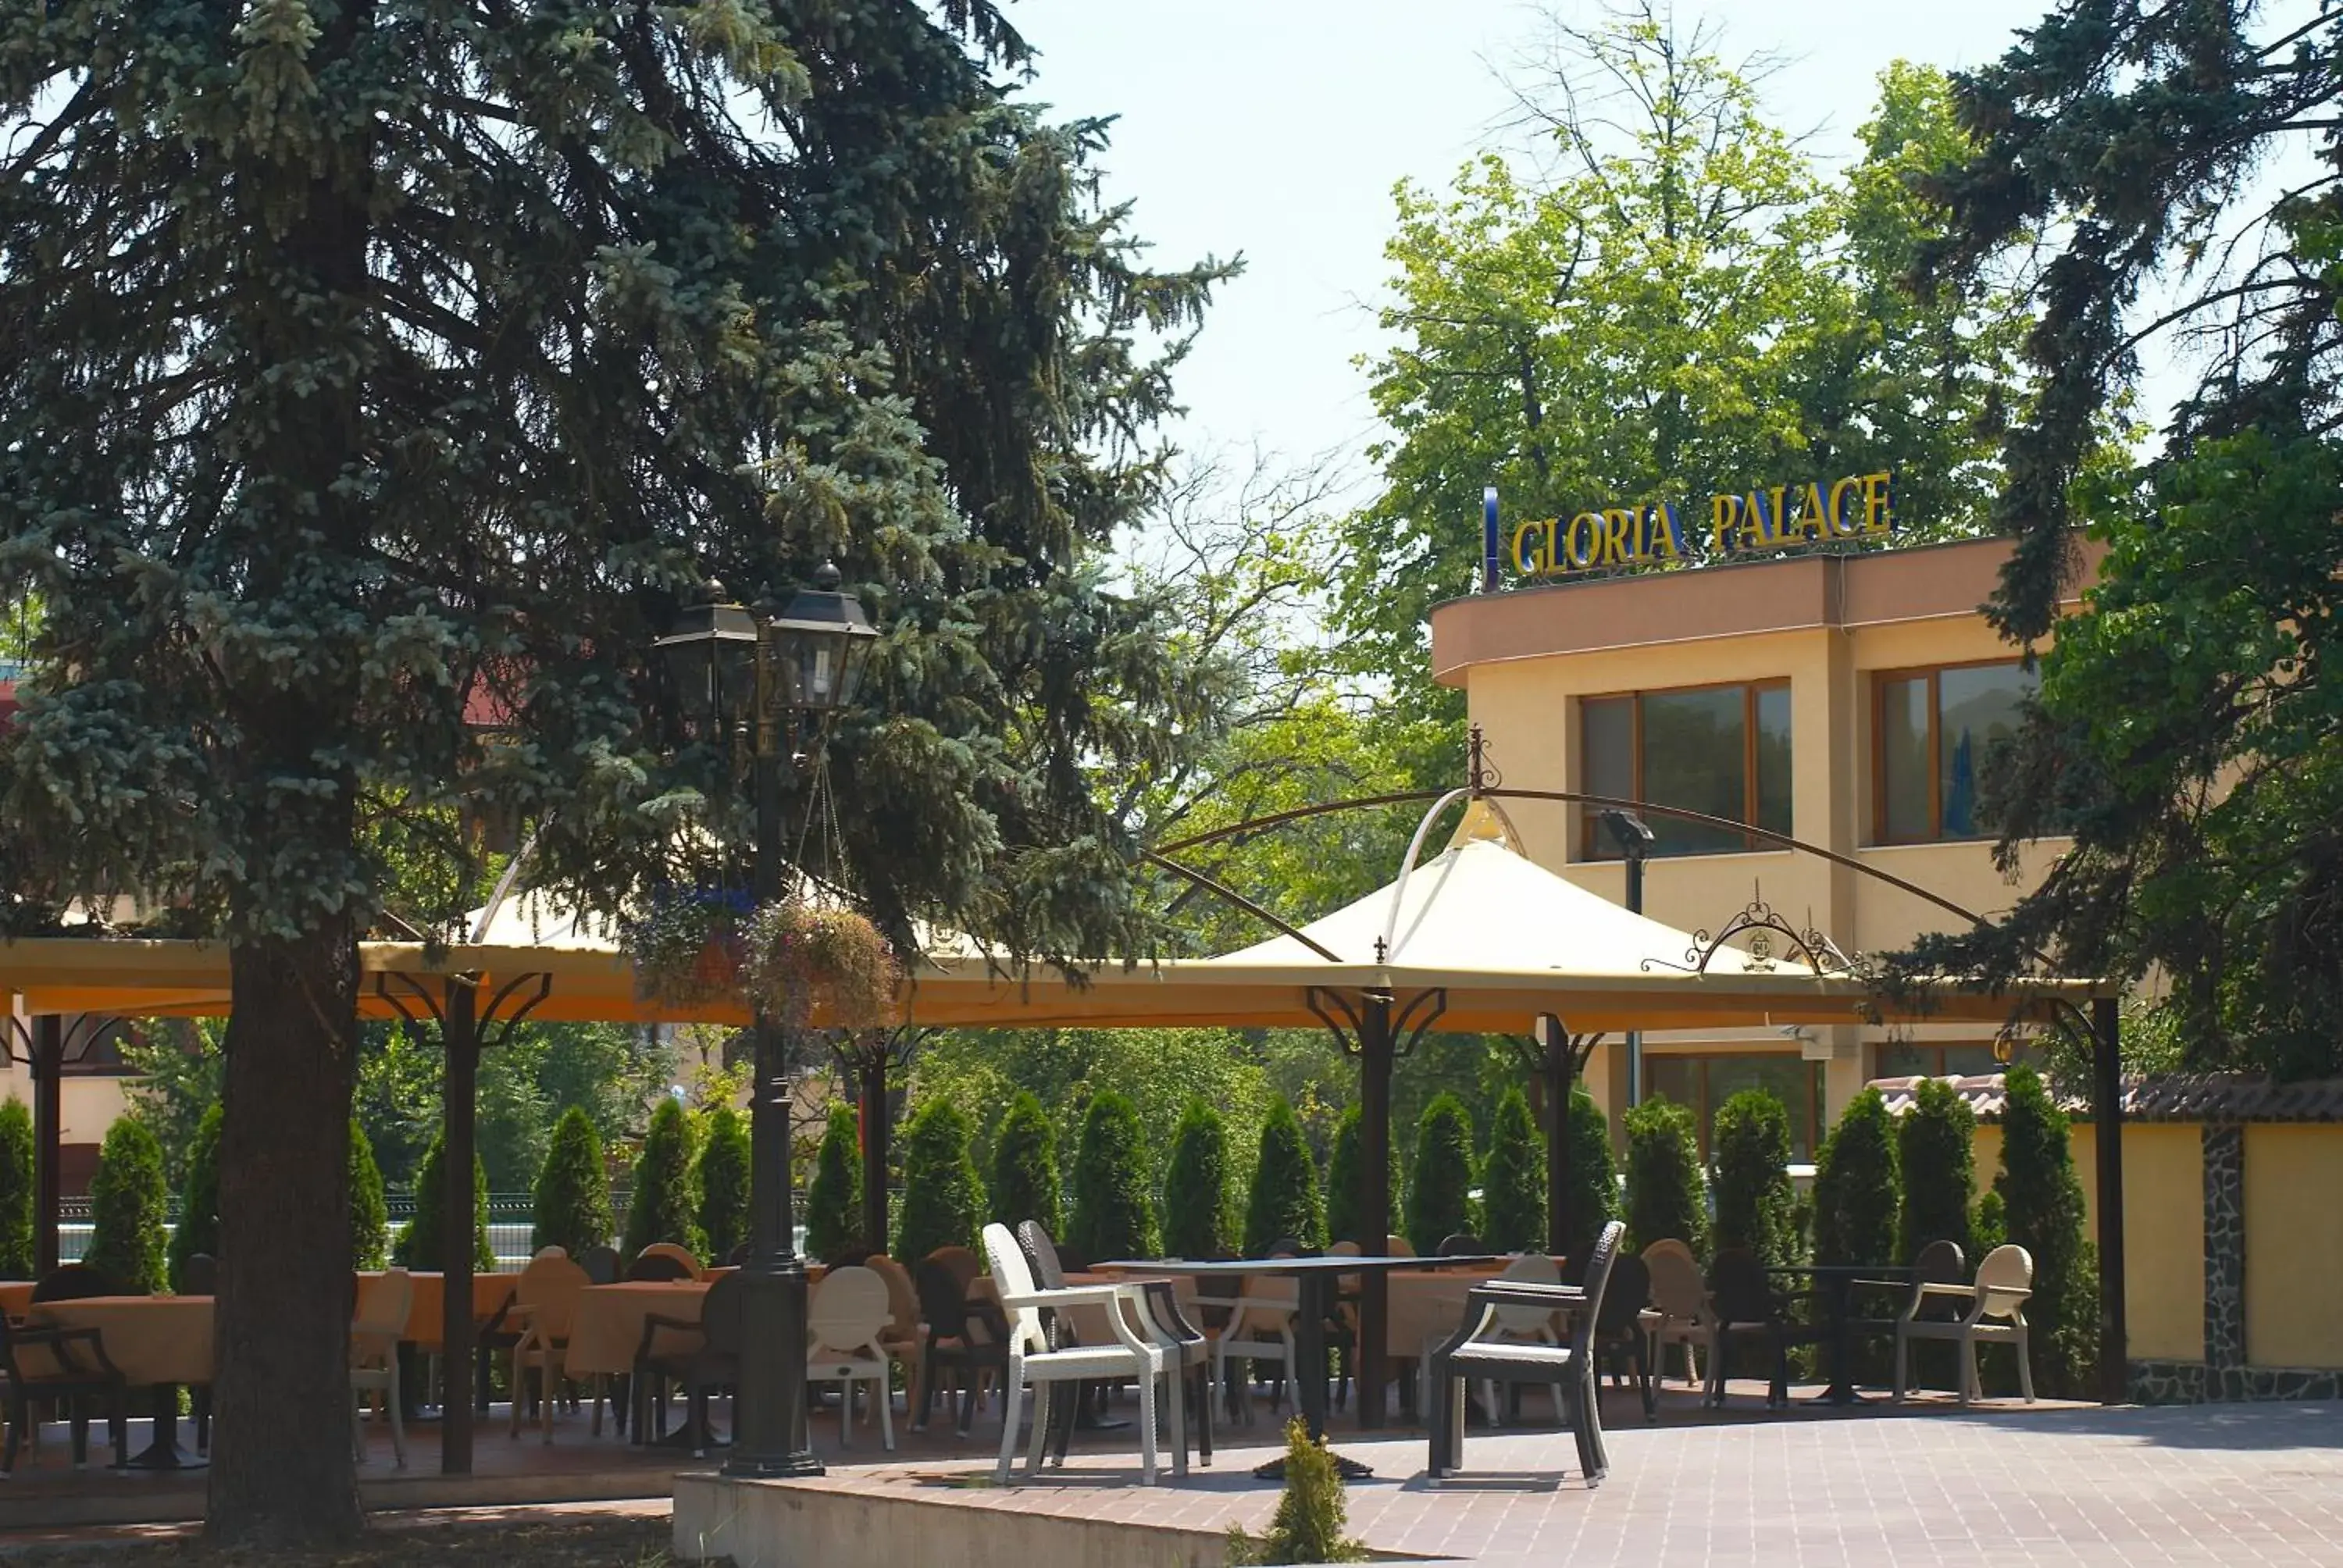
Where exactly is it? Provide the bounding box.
[996,1284,1141,1311]
[632,1312,704,1362]
[16,1324,122,1381]
[1464,1282,1588,1311]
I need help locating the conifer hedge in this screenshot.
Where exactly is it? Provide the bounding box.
[804,1103,863,1261]
[0,1096,30,1278]
[350,1120,389,1270]
[1243,1095,1324,1254]
[86,1117,168,1292]
[1071,1090,1158,1262]
[1995,1064,2099,1397]
[1622,1098,1706,1256]
[533,1106,614,1260]
[166,1101,223,1290]
[1162,1096,1236,1258]
[394,1132,494,1272]
[1478,1087,1545,1253]
[894,1099,984,1262]
[1405,1093,1478,1256]
[1322,1103,1364,1246]
[621,1096,703,1260]
[1897,1075,1977,1263]
[1710,1089,1799,1266]
[1812,1088,1900,1266]
[988,1090,1062,1239]
[695,1103,751,1263]
[1560,1087,1618,1264]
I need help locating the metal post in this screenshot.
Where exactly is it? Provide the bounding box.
[1539,1015,1571,1258]
[32,1014,60,1277]
[440,981,478,1474]
[1355,996,1394,1428]
[1623,850,1646,1106]
[858,1051,889,1258]
[2092,995,2127,1405]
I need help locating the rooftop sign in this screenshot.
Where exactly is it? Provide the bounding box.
[1479,469,1896,589]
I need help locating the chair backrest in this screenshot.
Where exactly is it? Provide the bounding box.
[927,1245,982,1290]
[1596,1253,1650,1337]
[979,1222,1051,1356]
[1490,1252,1563,1336]
[1263,1236,1314,1259]
[1641,1237,1696,1273]
[914,1258,973,1341]
[1385,1234,1416,1258]
[515,1254,591,1338]
[699,1271,747,1358]
[1913,1238,1967,1288]
[578,1244,621,1285]
[727,1242,754,1267]
[1015,1221,1068,1290]
[637,1242,702,1277]
[862,1253,921,1340]
[1437,1233,1486,1257]
[177,1254,218,1296]
[1705,1248,1777,1325]
[353,1267,415,1339]
[809,1266,892,1356]
[626,1253,694,1282]
[826,1244,876,1270]
[1567,1221,1626,1359]
[33,1264,127,1303]
[1643,1245,1706,1320]
[533,1245,569,1261]
[1974,1244,2035,1318]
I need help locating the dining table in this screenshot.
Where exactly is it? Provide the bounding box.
[356,1268,519,1352]
[1768,1262,1915,1404]
[27,1293,214,1470]
[0,1280,31,1319]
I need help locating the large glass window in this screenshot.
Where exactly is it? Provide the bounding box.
[1874,662,2037,843]
[1642,1053,1824,1163]
[1582,682,1792,857]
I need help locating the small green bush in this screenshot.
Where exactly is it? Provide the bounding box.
[394,1132,494,1272]
[1973,1188,2008,1253]
[1243,1095,1325,1255]
[1995,1063,2099,1397]
[988,1091,1062,1238]
[1710,1089,1799,1266]
[1622,1097,1706,1256]
[804,1103,864,1261]
[85,1117,168,1293]
[533,1106,614,1260]
[1405,1093,1478,1255]
[1161,1096,1236,1258]
[621,1096,704,1260]
[0,1097,31,1278]
[894,1098,985,1261]
[1560,1087,1618,1264]
[695,1103,751,1262]
[1322,1103,1365,1246]
[1812,1088,1900,1266]
[166,1102,223,1290]
[1478,1087,1545,1253]
[1227,1417,1368,1563]
[1071,1090,1159,1262]
[1898,1076,1977,1263]
[350,1119,389,1270]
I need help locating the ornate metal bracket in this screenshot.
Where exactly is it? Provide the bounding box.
[372,970,553,1047]
[1391,987,1447,1060]
[0,1013,116,1071]
[1641,888,1853,977]
[1305,985,1446,1059]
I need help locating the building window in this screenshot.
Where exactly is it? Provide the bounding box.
[1876,1041,2031,1080]
[1642,1053,1824,1163]
[1874,662,2037,843]
[1582,682,1792,858]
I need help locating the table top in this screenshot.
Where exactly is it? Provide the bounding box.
[1767,1262,1916,1277]
[1097,1255,1504,1277]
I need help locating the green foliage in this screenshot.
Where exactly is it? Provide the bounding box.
[167,1103,223,1290]
[120,1020,224,1188]
[895,1099,985,1263]
[695,1104,751,1263]
[1993,1064,2099,1398]
[988,1092,1062,1239]
[1710,1090,1799,1267]
[1813,1089,1901,1267]
[349,1121,389,1271]
[1227,1417,1368,1564]
[85,1117,168,1293]
[805,1104,864,1263]
[1161,1097,1235,1259]
[622,1098,704,1261]
[1560,1088,1619,1266]
[354,1022,444,1190]
[533,1107,614,1260]
[1243,1096,1325,1255]
[1478,1087,1544,1253]
[394,1134,494,1274]
[0,1096,34,1278]
[1972,1188,2009,1256]
[1323,1103,1366,1247]
[1405,1094,1478,1255]
[1622,1099,1706,1256]
[1897,1078,1977,1263]
[1071,1091,1159,1263]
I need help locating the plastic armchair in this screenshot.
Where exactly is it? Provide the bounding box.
[633,1272,744,1456]
[1640,1242,1707,1388]
[808,1267,896,1451]
[507,1254,590,1442]
[351,1267,414,1467]
[1215,1254,1301,1427]
[1423,1252,1564,1429]
[634,1242,701,1278]
[1895,1243,2035,1405]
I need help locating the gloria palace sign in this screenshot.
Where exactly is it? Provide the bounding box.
[1480,468,1897,586]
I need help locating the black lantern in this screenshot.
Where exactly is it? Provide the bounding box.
[653,582,758,743]
[765,561,879,715]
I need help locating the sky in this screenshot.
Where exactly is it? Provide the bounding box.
[1002,0,2067,485]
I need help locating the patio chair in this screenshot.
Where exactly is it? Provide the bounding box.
[1428,1219,1623,1487]
[626,1253,694,1283]
[980,1222,1182,1487]
[1895,1243,2035,1406]
[911,1256,1008,1435]
[1216,1247,1302,1426]
[351,1267,413,1467]
[808,1267,895,1451]
[1385,1235,1416,1257]
[1,1308,127,1472]
[1639,1241,1706,1388]
[1849,1239,1963,1388]
[577,1245,622,1285]
[1018,1221,1213,1469]
[635,1242,701,1278]
[633,1271,744,1458]
[927,1245,982,1292]
[861,1255,927,1416]
[507,1253,590,1442]
[1703,1248,1822,1409]
[1592,1252,1656,1420]
[1451,1251,1565,1428]
[1437,1234,1488,1257]
[726,1242,753,1267]
[30,1264,129,1303]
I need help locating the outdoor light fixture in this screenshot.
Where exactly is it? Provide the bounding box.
[1599,807,1655,860]
[654,562,876,743]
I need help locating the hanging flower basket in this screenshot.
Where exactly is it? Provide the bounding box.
[625,889,754,1007]
[738,899,901,1029]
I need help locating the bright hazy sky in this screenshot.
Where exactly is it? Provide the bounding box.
[1007,0,2063,483]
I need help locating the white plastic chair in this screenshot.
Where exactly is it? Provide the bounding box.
[1895,1242,2036,1405]
[507,1253,590,1442]
[351,1267,414,1467]
[979,1223,1181,1486]
[1214,1270,1300,1425]
[808,1266,897,1451]
[1476,1253,1565,1426]
[1640,1242,1706,1386]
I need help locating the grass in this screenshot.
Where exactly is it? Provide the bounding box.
[6,1516,691,1567]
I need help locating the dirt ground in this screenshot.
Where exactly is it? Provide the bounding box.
[4,1516,686,1567]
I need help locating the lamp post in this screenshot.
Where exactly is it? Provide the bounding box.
[654,561,878,1478]
[1600,808,1654,1106]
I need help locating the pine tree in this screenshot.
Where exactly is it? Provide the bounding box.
[1323,1103,1366,1247]
[895,1099,986,1263]
[1995,1064,2099,1397]
[1623,1099,1707,1256]
[1898,1076,1977,1263]
[1560,1088,1619,1265]
[1243,1096,1325,1255]
[166,1102,224,1291]
[1071,1091,1159,1263]
[1710,1089,1799,1267]
[533,1107,614,1260]
[1479,1087,1545,1253]
[622,1098,703,1262]
[0,1096,30,1278]
[695,1104,751,1263]
[988,1091,1062,1240]
[1161,1096,1235,1259]
[1405,1094,1478,1256]
[394,1133,494,1274]
[85,1117,168,1293]
[804,1103,864,1263]
[349,1121,389,1271]
[1813,1089,1901,1267]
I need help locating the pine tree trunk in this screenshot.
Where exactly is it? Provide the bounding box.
[206,924,363,1545]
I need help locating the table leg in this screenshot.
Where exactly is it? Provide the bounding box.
[1813,1275,1867,1406]
[1252,1273,1371,1482]
[119,1384,202,1470]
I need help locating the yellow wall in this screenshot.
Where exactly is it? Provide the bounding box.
[2112,1125,2205,1364]
[2245,1126,2343,1369]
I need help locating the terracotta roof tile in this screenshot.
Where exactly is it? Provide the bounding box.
[1866,1071,2343,1124]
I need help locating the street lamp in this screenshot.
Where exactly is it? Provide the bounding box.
[653,561,878,1479]
[1599,808,1654,1106]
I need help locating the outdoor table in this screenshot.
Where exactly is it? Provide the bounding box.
[1098,1254,1500,1480]
[1768,1263,1913,1405]
[29,1294,213,1469]
[0,1281,30,1320]
[356,1269,518,1352]
[566,1279,712,1380]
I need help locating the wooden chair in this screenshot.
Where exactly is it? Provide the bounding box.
[1895,1243,2035,1405]
[351,1267,413,1466]
[506,1254,590,1442]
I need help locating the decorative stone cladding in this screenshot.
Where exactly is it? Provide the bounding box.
[2131,1360,2342,1404]
[2201,1125,2245,1369]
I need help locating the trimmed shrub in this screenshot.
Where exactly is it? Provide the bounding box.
[1710,1089,1799,1267]
[1813,1088,1900,1266]
[350,1119,390,1270]
[1478,1087,1545,1253]
[1560,1087,1618,1264]
[394,1132,494,1272]
[1622,1097,1706,1256]
[1243,1095,1325,1255]
[1897,1076,1977,1263]
[1161,1096,1236,1258]
[1972,1188,2008,1254]
[533,1106,614,1260]
[166,1102,223,1290]
[695,1103,751,1262]
[894,1098,985,1262]
[621,1096,704,1260]
[1323,1103,1365,1246]
[1405,1093,1478,1256]
[1995,1063,2099,1397]
[0,1096,31,1278]
[85,1117,168,1293]
[804,1103,863,1262]
[1071,1090,1159,1262]
[1227,1416,1368,1563]
[988,1091,1062,1238]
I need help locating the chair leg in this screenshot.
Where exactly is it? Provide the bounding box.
[2,1389,23,1474]
[1193,1362,1214,1465]
[1425,1359,1450,1477]
[1578,1367,1609,1484]
[69,1402,87,1468]
[1167,1368,1188,1480]
[2016,1327,2036,1403]
[1015,1377,1045,1479]
[1958,1335,1977,1406]
[1771,1333,1790,1409]
[877,1374,896,1452]
[1703,1331,1724,1407]
[508,1349,523,1438]
[1136,1370,1160,1486]
[1635,1331,1656,1422]
[389,1381,408,1469]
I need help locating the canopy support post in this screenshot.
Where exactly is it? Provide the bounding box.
[858,1049,888,1256]
[1355,996,1393,1429]
[32,1014,60,1277]
[1539,1016,1570,1258]
[2092,995,2127,1404]
[441,981,480,1476]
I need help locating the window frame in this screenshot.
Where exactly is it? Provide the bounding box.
[1578,678,1792,860]
[1869,658,2034,846]
[1642,1051,1824,1164]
